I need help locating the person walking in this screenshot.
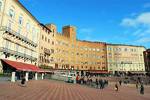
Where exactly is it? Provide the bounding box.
[136,82,138,89]
[115,83,118,92]
[96,78,99,88]
[99,79,103,89]
[140,84,144,95]
[119,80,122,86]
[21,75,26,87]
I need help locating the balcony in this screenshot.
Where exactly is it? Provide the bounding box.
[0,47,37,61]
[44,48,51,55]
[0,26,37,47]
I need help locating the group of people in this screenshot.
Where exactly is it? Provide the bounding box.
[116,79,145,94]
[76,75,109,89]
[76,75,145,95]
[136,81,145,95]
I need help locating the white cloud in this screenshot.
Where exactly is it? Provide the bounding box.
[121,12,150,45]
[137,13,150,25]
[121,12,150,27]
[121,18,137,27]
[135,37,150,43]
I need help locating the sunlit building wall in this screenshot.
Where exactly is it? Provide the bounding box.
[37,24,56,69]
[107,44,146,73]
[0,0,40,72]
[53,25,107,72]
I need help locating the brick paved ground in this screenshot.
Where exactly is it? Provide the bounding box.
[0,80,150,100]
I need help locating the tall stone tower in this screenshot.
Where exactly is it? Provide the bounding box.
[62,25,76,41]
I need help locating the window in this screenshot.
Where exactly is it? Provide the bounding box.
[108,47,112,51]
[9,8,15,18]
[18,27,22,34]
[119,48,121,51]
[109,53,112,56]
[52,41,54,45]
[45,37,47,42]
[5,40,9,48]
[42,35,44,40]
[0,1,2,11]
[124,48,128,51]
[19,15,23,25]
[16,44,19,52]
[26,22,30,31]
[7,20,12,30]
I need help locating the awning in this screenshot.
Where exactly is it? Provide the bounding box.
[89,70,109,74]
[38,69,53,73]
[1,59,41,72]
[130,71,146,74]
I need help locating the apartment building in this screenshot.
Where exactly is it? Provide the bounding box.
[144,49,150,73]
[0,0,147,75]
[53,25,107,73]
[0,0,40,73]
[107,44,146,73]
[38,24,56,69]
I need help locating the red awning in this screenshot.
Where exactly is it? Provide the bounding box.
[2,59,41,72]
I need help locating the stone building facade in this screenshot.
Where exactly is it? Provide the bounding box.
[107,44,146,73]
[53,25,107,73]
[0,0,40,72]
[144,49,150,73]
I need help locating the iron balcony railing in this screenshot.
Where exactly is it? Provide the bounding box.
[0,47,37,61]
[0,26,37,47]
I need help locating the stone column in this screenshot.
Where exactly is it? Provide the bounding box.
[35,72,38,80]
[25,72,29,81]
[79,71,82,76]
[41,73,44,80]
[84,71,86,76]
[11,72,16,82]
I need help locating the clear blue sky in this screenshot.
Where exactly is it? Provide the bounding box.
[20,0,150,48]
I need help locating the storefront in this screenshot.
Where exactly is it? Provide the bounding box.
[1,59,48,82]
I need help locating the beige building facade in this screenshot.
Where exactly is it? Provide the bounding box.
[37,24,56,69]
[0,0,40,72]
[0,0,147,75]
[107,44,146,73]
[53,25,108,73]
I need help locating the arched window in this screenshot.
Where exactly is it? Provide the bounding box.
[19,15,23,25]
[9,7,15,18]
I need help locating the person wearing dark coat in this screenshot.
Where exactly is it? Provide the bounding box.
[21,76,26,87]
[115,83,118,92]
[140,84,144,95]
